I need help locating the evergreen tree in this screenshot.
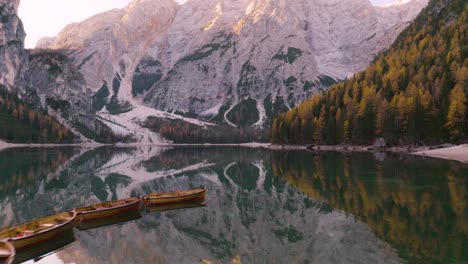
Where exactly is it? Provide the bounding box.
[272,0,468,145]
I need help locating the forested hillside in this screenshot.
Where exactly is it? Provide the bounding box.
[272,0,467,145]
[143,116,268,144]
[0,88,74,143]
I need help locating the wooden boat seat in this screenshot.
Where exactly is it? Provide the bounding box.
[54,218,70,223]
[0,249,11,257]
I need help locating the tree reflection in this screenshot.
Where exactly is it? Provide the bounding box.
[271,151,468,263]
[0,148,77,198]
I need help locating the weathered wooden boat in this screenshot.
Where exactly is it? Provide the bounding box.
[12,228,74,264]
[143,187,207,206]
[0,240,15,264]
[73,196,142,223]
[0,212,76,250]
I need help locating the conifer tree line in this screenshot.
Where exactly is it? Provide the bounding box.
[143,116,268,143]
[272,0,467,145]
[0,89,74,143]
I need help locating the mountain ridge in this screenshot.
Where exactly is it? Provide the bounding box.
[0,0,428,143]
[38,0,428,129]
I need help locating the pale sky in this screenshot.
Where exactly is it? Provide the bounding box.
[19,0,394,48]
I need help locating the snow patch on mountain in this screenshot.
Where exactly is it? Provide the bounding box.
[97,104,214,143]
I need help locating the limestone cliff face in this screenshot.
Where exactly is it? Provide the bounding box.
[28,50,96,132]
[142,0,428,127]
[0,0,29,97]
[40,0,180,110]
[40,0,428,128]
[0,0,97,137]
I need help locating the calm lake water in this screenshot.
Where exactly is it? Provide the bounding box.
[0,147,466,264]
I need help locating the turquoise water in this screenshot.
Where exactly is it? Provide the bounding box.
[0,147,466,263]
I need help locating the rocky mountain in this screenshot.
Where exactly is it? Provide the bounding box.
[1,0,194,143]
[27,49,98,136]
[0,0,99,140]
[40,0,428,128]
[0,0,29,97]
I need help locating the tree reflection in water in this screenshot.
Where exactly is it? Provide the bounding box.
[271,151,468,264]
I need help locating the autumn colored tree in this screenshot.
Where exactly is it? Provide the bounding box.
[0,88,75,143]
[271,0,467,145]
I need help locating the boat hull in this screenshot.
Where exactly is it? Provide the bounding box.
[75,197,142,223]
[146,200,205,213]
[76,211,141,231]
[0,240,15,264]
[13,229,75,264]
[6,213,76,250]
[144,187,206,206]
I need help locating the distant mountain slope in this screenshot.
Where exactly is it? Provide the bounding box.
[0,0,82,143]
[0,88,75,143]
[272,0,467,145]
[39,0,428,128]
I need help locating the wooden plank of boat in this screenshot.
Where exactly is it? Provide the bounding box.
[143,187,207,206]
[0,212,76,250]
[146,200,205,213]
[0,240,15,264]
[73,196,142,222]
[76,211,142,231]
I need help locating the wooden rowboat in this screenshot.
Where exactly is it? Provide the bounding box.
[143,187,207,206]
[0,240,15,264]
[12,228,74,264]
[73,196,142,223]
[0,212,76,250]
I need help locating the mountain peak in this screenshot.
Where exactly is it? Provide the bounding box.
[125,0,178,14]
[37,0,428,130]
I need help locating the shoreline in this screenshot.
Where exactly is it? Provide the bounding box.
[305,144,468,163]
[305,144,419,153]
[0,140,106,150]
[413,144,468,163]
[0,141,274,151]
[1,140,466,163]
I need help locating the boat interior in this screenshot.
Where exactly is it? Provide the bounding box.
[148,188,205,198]
[74,197,140,212]
[0,212,74,239]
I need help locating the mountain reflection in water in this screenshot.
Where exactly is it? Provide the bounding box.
[0,147,466,264]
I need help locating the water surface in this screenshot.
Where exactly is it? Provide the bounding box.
[0,147,466,263]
